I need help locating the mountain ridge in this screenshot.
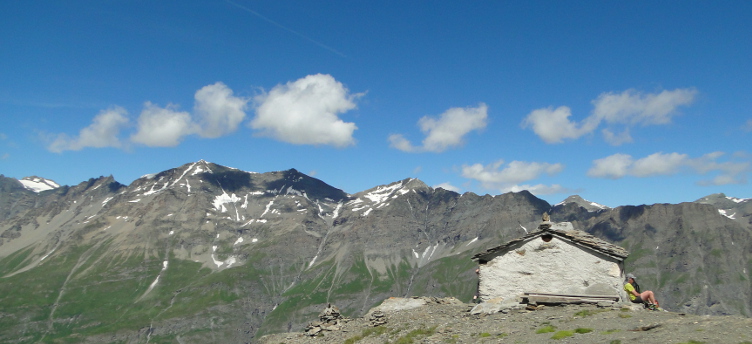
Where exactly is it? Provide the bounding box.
[0,160,750,343]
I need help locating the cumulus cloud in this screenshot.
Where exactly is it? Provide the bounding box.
[47,76,362,151]
[591,88,697,125]
[630,152,688,177]
[387,134,416,152]
[131,82,250,146]
[521,106,598,144]
[47,107,130,152]
[587,153,634,179]
[588,151,749,185]
[251,74,361,147]
[194,82,249,138]
[523,88,697,145]
[461,160,565,195]
[390,103,488,152]
[130,102,197,147]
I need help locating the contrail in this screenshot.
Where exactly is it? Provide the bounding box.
[225,0,347,58]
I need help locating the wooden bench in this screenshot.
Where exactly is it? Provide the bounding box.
[523,292,619,304]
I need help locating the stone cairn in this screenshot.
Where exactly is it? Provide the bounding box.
[368,310,387,327]
[304,304,349,336]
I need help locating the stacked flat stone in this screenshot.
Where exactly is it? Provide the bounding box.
[368,310,387,327]
[304,304,348,336]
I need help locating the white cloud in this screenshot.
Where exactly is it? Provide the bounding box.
[630,152,688,177]
[433,182,460,193]
[691,152,749,185]
[523,88,697,145]
[388,134,418,152]
[587,153,634,179]
[588,151,749,185]
[130,102,197,147]
[47,107,130,152]
[461,160,564,194]
[251,74,360,147]
[421,103,488,152]
[743,119,752,132]
[521,106,598,144]
[592,88,697,125]
[390,103,488,152]
[194,82,249,138]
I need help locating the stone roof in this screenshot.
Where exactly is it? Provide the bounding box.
[471,221,629,261]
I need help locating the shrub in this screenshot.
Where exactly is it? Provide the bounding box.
[536,325,557,334]
[551,330,574,339]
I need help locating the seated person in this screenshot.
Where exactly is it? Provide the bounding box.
[624,273,663,310]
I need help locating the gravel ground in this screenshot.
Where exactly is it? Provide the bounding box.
[259,298,752,344]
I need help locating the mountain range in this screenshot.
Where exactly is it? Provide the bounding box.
[1,160,750,343]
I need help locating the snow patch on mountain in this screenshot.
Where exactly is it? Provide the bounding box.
[261,200,274,217]
[285,186,303,197]
[213,192,241,213]
[40,247,57,261]
[364,182,407,204]
[719,209,736,219]
[143,178,169,196]
[140,259,169,300]
[171,161,198,188]
[192,160,213,175]
[211,254,237,268]
[19,176,60,192]
[347,179,421,216]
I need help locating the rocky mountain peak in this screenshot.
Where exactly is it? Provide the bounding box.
[695,193,751,208]
[556,195,609,212]
[694,193,752,225]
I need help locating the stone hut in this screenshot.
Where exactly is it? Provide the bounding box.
[471,219,630,304]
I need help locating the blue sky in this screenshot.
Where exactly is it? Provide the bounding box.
[1,1,750,207]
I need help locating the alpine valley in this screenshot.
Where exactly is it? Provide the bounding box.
[1,160,750,343]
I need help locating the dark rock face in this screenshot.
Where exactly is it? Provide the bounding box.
[0,161,749,343]
[0,175,36,222]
